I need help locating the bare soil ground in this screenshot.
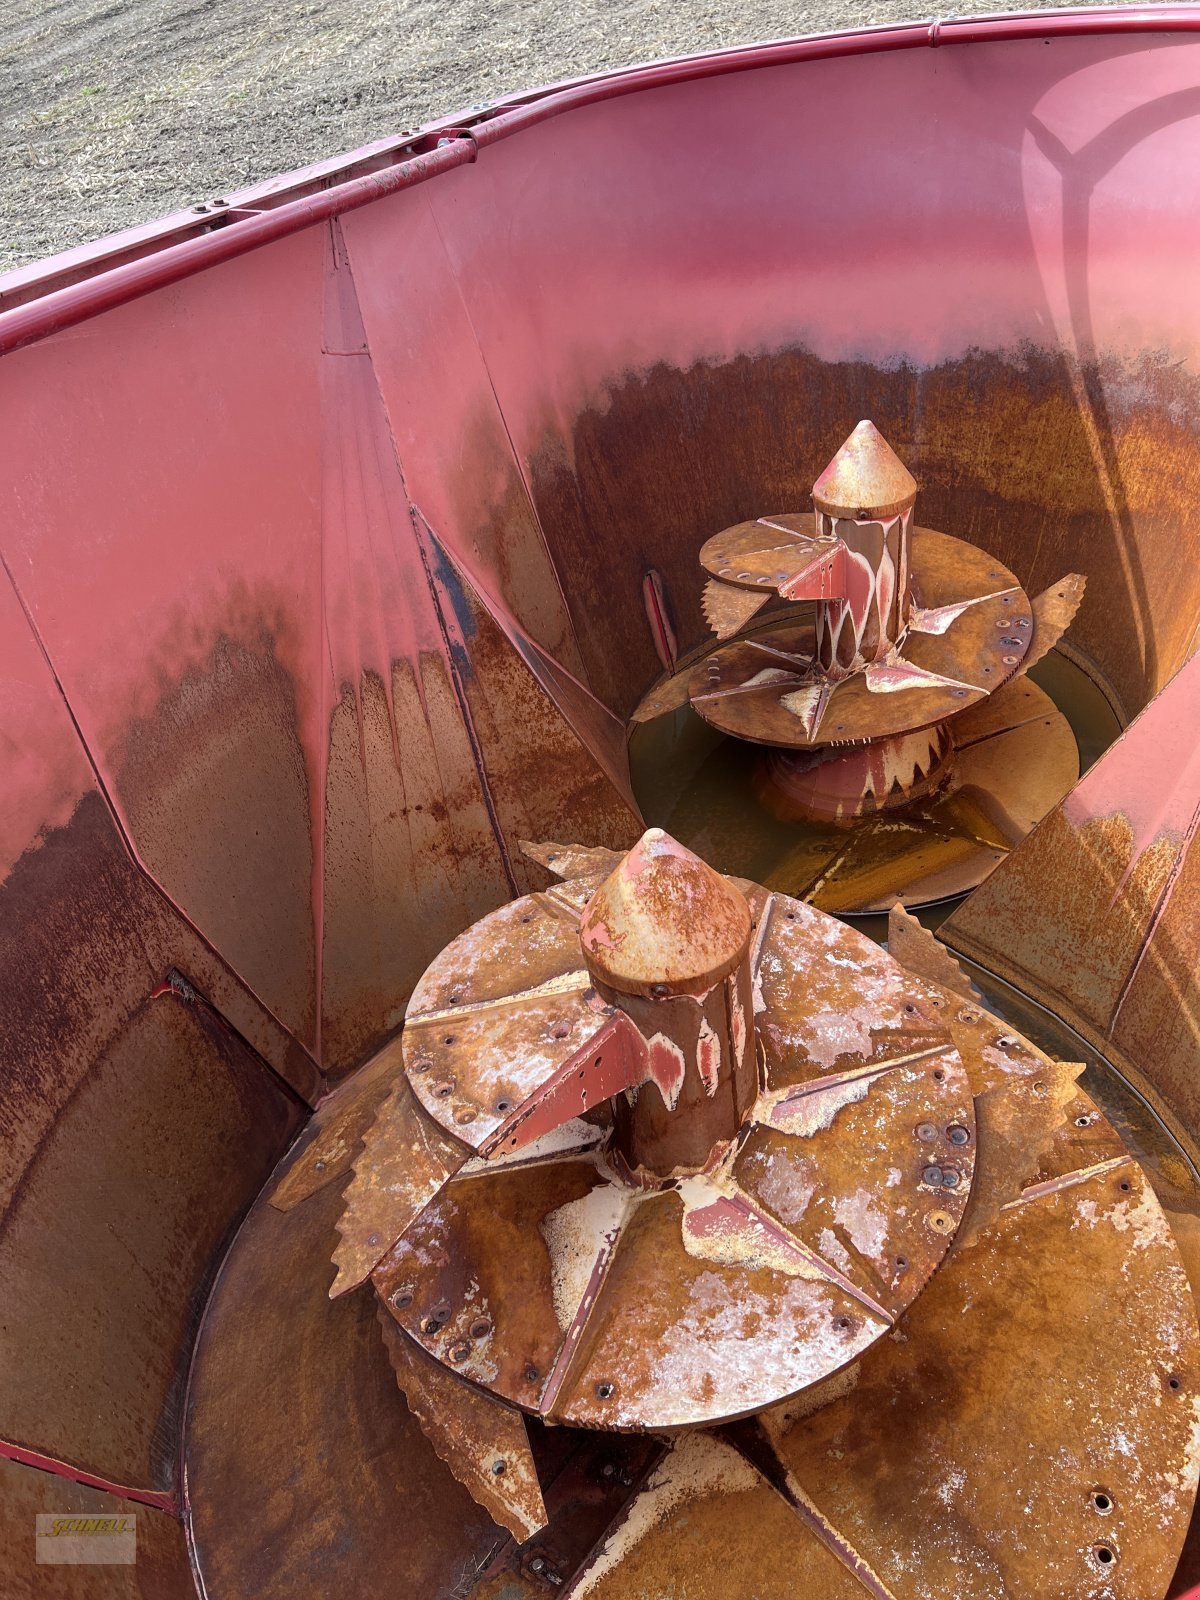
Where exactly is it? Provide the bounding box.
[2,0,1127,271]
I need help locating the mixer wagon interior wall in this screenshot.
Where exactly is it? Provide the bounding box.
[3,19,1200,1595]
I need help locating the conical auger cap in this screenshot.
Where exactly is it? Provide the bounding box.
[813,419,917,520]
[579,828,752,998]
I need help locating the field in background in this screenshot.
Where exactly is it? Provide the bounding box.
[4,0,1114,270]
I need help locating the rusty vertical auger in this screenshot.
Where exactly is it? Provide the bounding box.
[634,421,1089,910]
[578,830,757,1178]
[319,822,1200,1592]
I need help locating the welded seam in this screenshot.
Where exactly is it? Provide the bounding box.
[952,701,1063,752]
[450,1140,602,1183]
[721,1419,898,1600]
[538,1208,630,1416]
[0,551,321,1105]
[756,516,822,541]
[742,638,816,667]
[1108,789,1200,1036]
[1007,1153,1133,1209]
[773,1464,900,1600]
[692,676,809,703]
[769,1044,950,1104]
[538,882,595,922]
[410,508,521,897]
[417,186,590,682]
[717,1191,894,1326]
[748,890,776,987]
[336,231,521,898]
[409,969,591,1024]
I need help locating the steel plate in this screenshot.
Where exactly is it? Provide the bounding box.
[688,528,1030,750]
[365,881,976,1433]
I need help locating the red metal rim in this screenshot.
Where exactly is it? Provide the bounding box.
[2,6,1200,355]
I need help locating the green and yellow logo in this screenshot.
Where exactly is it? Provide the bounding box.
[36,1513,137,1565]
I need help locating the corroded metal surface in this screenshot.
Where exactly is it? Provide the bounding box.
[189,1128,668,1597]
[565,1431,880,1600]
[0,1457,193,1599]
[734,1045,975,1321]
[330,1074,470,1294]
[580,830,752,997]
[637,671,1078,912]
[812,420,918,521]
[634,419,1085,913]
[689,528,1030,749]
[344,836,976,1441]
[187,1170,507,1598]
[378,1310,548,1542]
[0,983,302,1499]
[543,1184,890,1430]
[374,1152,611,1414]
[9,25,1200,1597]
[467,1430,666,1598]
[759,722,956,824]
[701,575,774,640]
[268,1034,400,1214]
[885,903,980,1002]
[1022,573,1088,676]
[700,513,843,596]
[942,651,1200,1162]
[761,1157,1200,1599]
[0,563,310,1511]
[193,946,1200,1600]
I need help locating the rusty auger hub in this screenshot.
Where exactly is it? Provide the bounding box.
[634,422,1088,910]
[326,830,1200,1588]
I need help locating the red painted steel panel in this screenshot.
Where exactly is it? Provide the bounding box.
[0,230,329,1052]
[410,34,1200,716]
[336,202,586,677]
[0,566,308,1498]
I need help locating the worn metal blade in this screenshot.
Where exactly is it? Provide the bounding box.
[1016,573,1086,676]
[702,577,770,639]
[519,840,623,883]
[377,1308,548,1543]
[330,1076,469,1296]
[269,1035,400,1213]
[886,904,981,1004]
[950,1058,1084,1254]
[629,664,694,723]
